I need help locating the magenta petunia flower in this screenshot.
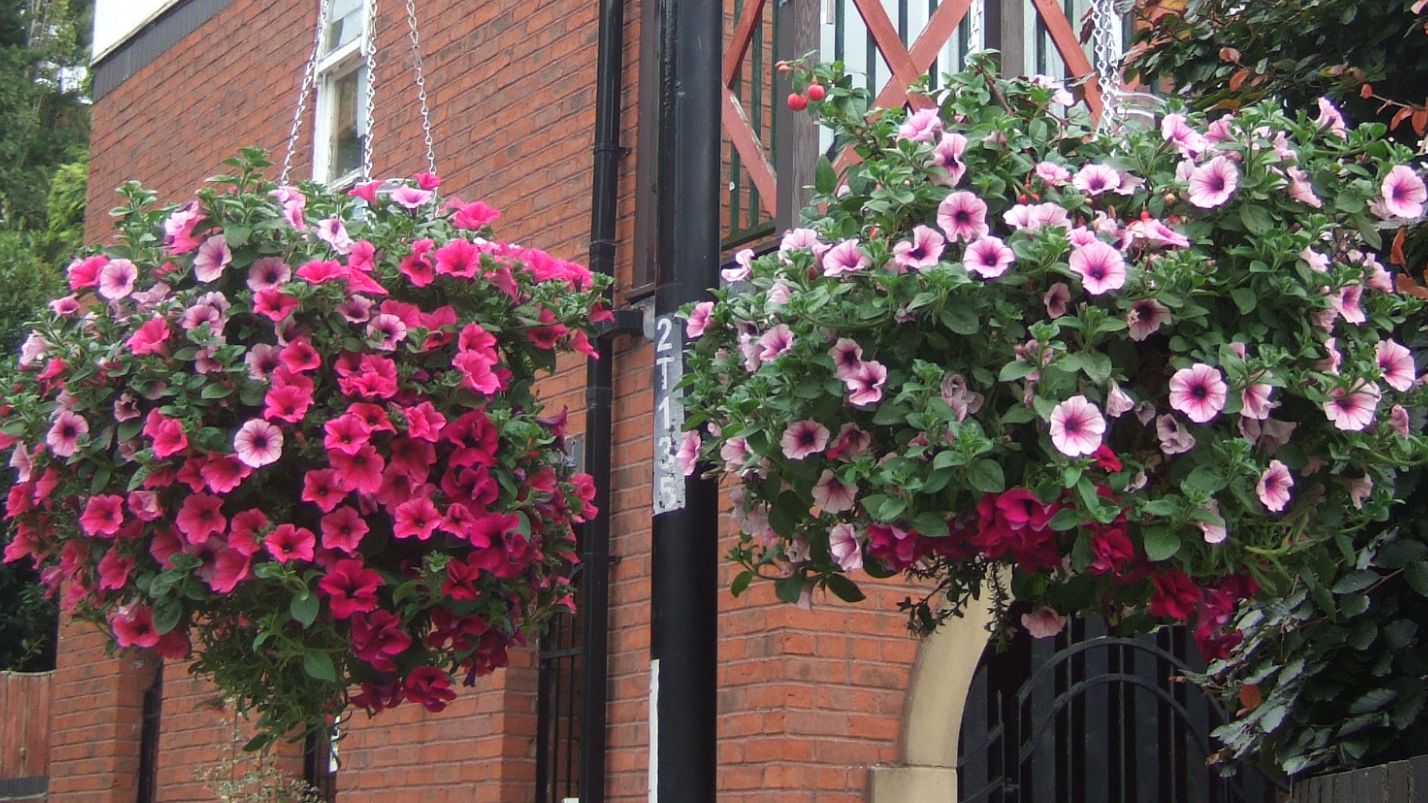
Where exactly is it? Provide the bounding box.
[1156,414,1196,456]
[46,410,88,457]
[393,496,441,540]
[892,225,946,271]
[844,360,887,407]
[780,419,830,460]
[1187,156,1239,208]
[827,523,863,572]
[828,338,864,380]
[1073,163,1121,196]
[964,236,1015,279]
[1377,165,1427,220]
[80,494,126,537]
[930,132,968,186]
[1169,364,1228,423]
[1257,460,1293,513]
[896,107,943,142]
[936,191,990,243]
[1049,395,1106,457]
[1323,381,1381,431]
[265,523,316,563]
[234,419,283,468]
[98,258,138,300]
[318,558,383,619]
[1127,298,1170,340]
[176,493,226,544]
[685,301,714,338]
[812,470,856,513]
[321,506,370,554]
[1069,241,1127,295]
[200,455,252,494]
[822,239,869,277]
[1376,340,1416,392]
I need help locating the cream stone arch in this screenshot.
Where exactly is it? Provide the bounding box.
[867,584,998,802]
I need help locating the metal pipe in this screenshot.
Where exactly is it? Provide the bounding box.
[649,0,721,797]
[579,0,631,797]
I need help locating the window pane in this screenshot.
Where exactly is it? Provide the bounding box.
[329,66,368,179]
[323,0,364,55]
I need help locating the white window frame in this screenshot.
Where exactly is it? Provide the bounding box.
[313,2,370,186]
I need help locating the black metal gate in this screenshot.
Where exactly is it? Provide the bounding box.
[956,616,1285,803]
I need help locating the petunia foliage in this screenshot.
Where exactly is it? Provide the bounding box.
[0,150,610,746]
[680,56,1428,661]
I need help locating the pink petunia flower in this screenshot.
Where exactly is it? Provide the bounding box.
[1257,460,1293,513]
[1169,364,1228,423]
[1286,166,1323,209]
[1069,241,1127,295]
[247,257,291,291]
[1161,113,1206,156]
[1377,165,1427,220]
[1347,474,1374,510]
[780,419,830,460]
[843,360,887,406]
[812,470,856,513]
[892,225,946,271]
[1022,607,1068,638]
[234,419,284,468]
[1106,381,1135,418]
[931,132,968,186]
[271,185,306,228]
[1198,500,1227,545]
[1323,381,1381,431]
[896,107,943,142]
[676,430,700,477]
[1124,216,1190,250]
[827,523,863,572]
[1187,156,1239,208]
[757,324,795,361]
[964,236,1015,279]
[828,338,863,380]
[46,410,88,457]
[1390,404,1412,438]
[1376,340,1416,392]
[1127,298,1170,340]
[822,239,869,277]
[1241,383,1276,420]
[1156,414,1196,456]
[98,259,139,300]
[1073,163,1122,196]
[391,185,433,209]
[1049,395,1106,457]
[1315,98,1347,137]
[686,301,714,338]
[1035,161,1071,186]
[721,248,754,282]
[937,191,989,243]
[1043,283,1071,318]
[192,235,231,282]
[1333,284,1366,325]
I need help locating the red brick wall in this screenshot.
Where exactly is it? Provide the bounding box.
[65,1,935,799]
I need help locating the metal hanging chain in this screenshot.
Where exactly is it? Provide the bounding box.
[281,0,335,185]
[361,0,379,181]
[967,0,985,55]
[1089,0,1124,135]
[405,0,438,176]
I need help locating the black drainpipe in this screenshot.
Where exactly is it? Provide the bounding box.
[581,0,641,799]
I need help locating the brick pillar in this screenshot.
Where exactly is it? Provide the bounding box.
[47,615,157,800]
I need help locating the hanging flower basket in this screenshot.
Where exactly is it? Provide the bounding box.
[681,58,1428,654]
[0,150,610,744]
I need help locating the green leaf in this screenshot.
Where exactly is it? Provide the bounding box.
[824,573,866,603]
[1081,353,1112,384]
[1230,288,1257,314]
[1349,688,1397,715]
[1141,499,1179,518]
[910,511,948,536]
[1143,528,1181,561]
[1405,562,1428,596]
[999,360,1038,382]
[814,155,837,195]
[1331,570,1379,595]
[152,598,183,635]
[1182,464,1227,494]
[200,383,232,399]
[730,570,754,597]
[774,576,805,604]
[967,459,1005,494]
[932,450,963,470]
[302,650,336,682]
[290,592,319,628]
[1239,204,1274,235]
[940,304,979,335]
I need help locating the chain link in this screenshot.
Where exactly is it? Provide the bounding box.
[1089,0,1123,135]
[405,0,437,176]
[281,0,334,185]
[967,0,985,56]
[361,0,379,180]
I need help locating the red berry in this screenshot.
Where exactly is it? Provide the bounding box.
[786,92,808,111]
[806,83,826,102]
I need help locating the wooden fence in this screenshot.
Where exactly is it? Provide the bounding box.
[0,670,51,795]
[1290,755,1428,802]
